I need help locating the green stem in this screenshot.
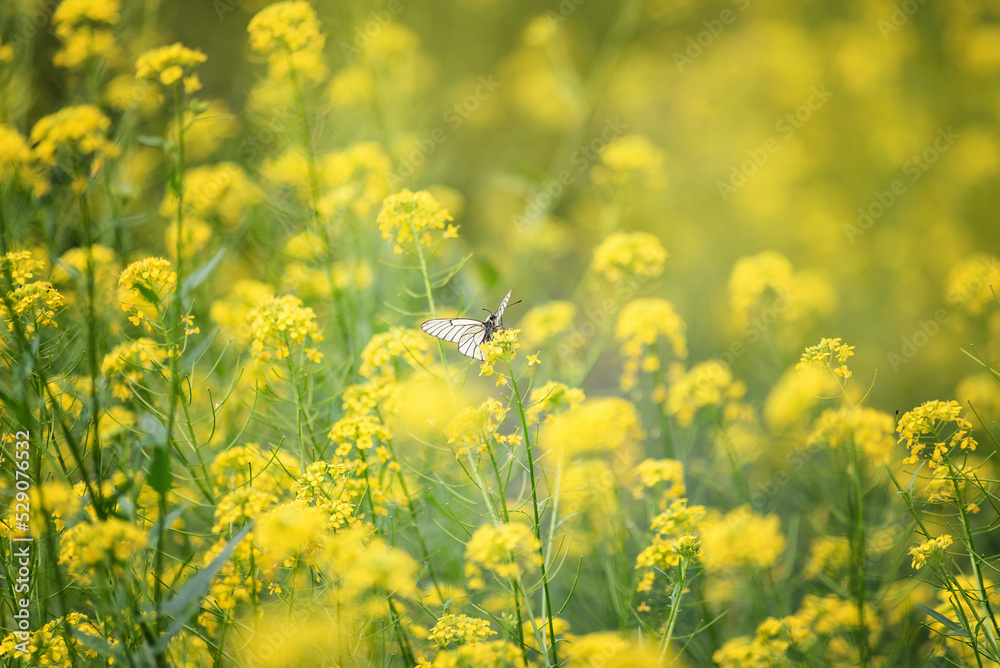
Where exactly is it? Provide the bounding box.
[508,367,558,667]
[848,444,868,667]
[659,557,688,663]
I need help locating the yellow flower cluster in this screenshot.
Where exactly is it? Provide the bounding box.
[919,462,980,508]
[23,482,80,536]
[210,444,297,493]
[700,506,785,575]
[540,397,644,464]
[0,281,64,333]
[524,380,584,425]
[808,406,895,467]
[632,458,686,503]
[255,502,327,570]
[100,338,166,400]
[30,104,119,182]
[58,518,147,584]
[909,534,953,570]
[797,337,855,379]
[728,250,794,330]
[293,461,363,532]
[0,125,44,193]
[328,408,390,456]
[0,613,109,665]
[428,614,496,647]
[322,527,418,601]
[615,298,687,391]
[419,640,526,668]
[248,1,325,75]
[590,231,667,285]
[52,0,120,69]
[319,142,393,218]
[160,162,262,229]
[478,328,520,382]
[804,535,850,581]
[464,521,541,589]
[635,499,705,594]
[247,294,324,363]
[0,40,11,63]
[592,134,666,188]
[0,250,41,286]
[376,189,457,255]
[713,616,813,668]
[897,400,976,468]
[210,280,275,347]
[666,360,746,427]
[135,42,206,92]
[561,632,660,668]
[445,398,509,457]
[359,328,434,381]
[117,257,176,328]
[518,300,576,348]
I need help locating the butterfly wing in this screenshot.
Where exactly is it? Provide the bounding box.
[458,326,488,360]
[420,318,484,343]
[494,290,513,321]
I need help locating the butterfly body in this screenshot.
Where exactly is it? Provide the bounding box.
[420,291,515,361]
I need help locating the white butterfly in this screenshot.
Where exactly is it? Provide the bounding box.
[420,291,517,361]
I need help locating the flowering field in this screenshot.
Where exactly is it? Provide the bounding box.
[2,0,1000,666]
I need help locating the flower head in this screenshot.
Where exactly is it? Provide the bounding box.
[615,298,687,391]
[376,189,456,254]
[247,294,324,363]
[590,231,667,285]
[117,257,176,328]
[136,42,207,92]
[464,522,541,589]
[909,535,953,570]
[30,105,118,182]
[428,614,496,647]
[797,337,855,379]
[897,400,976,468]
[248,1,326,81]
[592,134,666,188]
[52,0,120,69]
[478,328,519,382]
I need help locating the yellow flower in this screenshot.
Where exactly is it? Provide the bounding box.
[897,399,976,468]
[58,518,147,584]
[30,105,118,176]
[0,613,111,665]
[210,280,275,347]
[632,458,686,502]
[135,42,207,88]
[635,499,705,593]
[160,162,261,229]
[479,327,520,379]
[808,406,896,468]
[247,294,324,363]
[0,282,64,333]
[518,300,576,348]
[590,231,667,285]
[117,257,176,328]
[797,337,855,379]
[700,506,785,574]
[665,360,746,427]
[428,614,496,647]
[464,522,541,589]
[101,338,167,400]
[524,380,585,425]
[540,397,644,465]
[359,328,434,381]
[248,1,326,82]
[592,134,666,188]
[255,502,328,569]
[377,189,456,254]
[909,534,953,570]
[0,125,45,192]
[615,298,687,391]
[445,398,509,457]
[728,250,794,329]
[52,0,120,69]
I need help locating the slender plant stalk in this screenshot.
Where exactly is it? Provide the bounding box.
[507,367,558,667]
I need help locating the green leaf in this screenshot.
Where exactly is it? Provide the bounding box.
[916,602,967,636]
[155,523,253,652]
[148,444,173,494]
[181,248,226,302]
